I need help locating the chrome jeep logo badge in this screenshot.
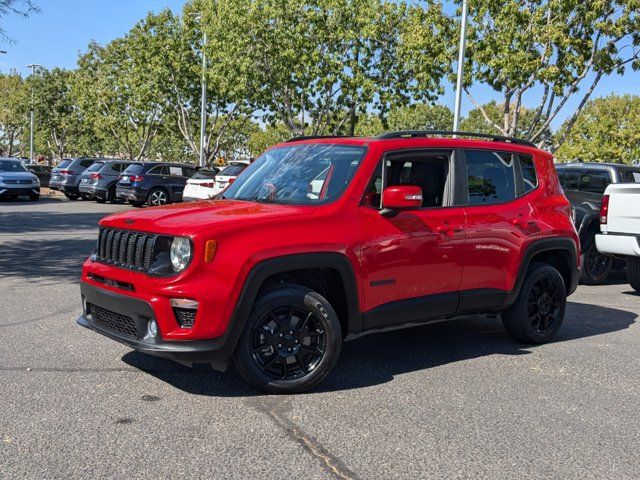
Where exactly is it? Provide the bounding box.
[124,218,135,225]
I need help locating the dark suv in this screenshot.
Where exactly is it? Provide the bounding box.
[115,162,198,207]
[79,159,133,203]
[79,131,579,393]
[556,162,640,284]
[49,157,99,200]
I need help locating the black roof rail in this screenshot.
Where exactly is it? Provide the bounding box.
[376,130,537,148]
[284,135,354,143]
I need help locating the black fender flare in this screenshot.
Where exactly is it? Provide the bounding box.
[511,237,580,301]
[213,252,361,368]
[574,202,600,245]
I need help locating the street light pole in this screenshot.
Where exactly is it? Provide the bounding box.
[26,63,42,163]
[453,0,469,134]
[199,29,207,168]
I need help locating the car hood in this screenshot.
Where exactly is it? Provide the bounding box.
[0,171,37,181]
[100,199,316,235]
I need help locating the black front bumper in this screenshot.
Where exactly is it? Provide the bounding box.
[78,282,232,371]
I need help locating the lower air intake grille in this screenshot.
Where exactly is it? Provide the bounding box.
[173,308,196,328]
[88,303,138,339]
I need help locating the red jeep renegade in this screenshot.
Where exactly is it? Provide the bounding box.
[78,131,580,393]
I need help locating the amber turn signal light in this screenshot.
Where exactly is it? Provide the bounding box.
[204,240,217,263]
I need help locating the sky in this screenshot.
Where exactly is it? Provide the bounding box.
[1,0,639,130]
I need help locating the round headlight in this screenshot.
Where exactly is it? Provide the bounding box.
[170,237,192,272]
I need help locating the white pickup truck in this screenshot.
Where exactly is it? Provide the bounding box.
[595,183,640,291]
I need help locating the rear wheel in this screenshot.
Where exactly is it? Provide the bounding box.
[233,285,342,394]
[627,257,640,292]
[580,236,612,285]
[64,192,79,201]
[502,263,567,344]
[147,188,169,207]
[29,194,40,201]
[108,185,124,204]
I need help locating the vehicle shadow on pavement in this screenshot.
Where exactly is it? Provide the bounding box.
[120,300,636,396]
[0,237,97,282]
[0,210,107,234]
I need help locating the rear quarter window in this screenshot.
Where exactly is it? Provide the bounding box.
[122,163,144,174]
[219,164,246,177]
[518,154,538,193]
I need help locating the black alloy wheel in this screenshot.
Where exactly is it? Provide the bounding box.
[526,276,563,334]
[251,305,327,381]
[580,238,612,285]
[233,284,342,394]
[502,262,567,344]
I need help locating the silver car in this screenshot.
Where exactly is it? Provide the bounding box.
[49,157,97,200]
[0,158,40,201]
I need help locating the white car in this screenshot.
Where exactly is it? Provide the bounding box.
[211,161,250,196]
[595,183,640,291]
[182,168,220,201]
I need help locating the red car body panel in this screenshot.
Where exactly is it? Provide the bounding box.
[80,137,579,351]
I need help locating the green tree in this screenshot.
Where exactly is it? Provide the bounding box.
[30,68,82,160]
[356,104,453,136]
[460,0,640,150]
[460,101,552,145]
[207,0,451,136]
[247,123,290,157]
[74,38,166,160]
[555,94,640,164]
[0,72,28,156]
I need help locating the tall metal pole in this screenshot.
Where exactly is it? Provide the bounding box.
[453,0,469,133]
[199,30,207,168]
[26,64,42,163]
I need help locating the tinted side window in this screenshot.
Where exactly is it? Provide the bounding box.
[182,167,197,178]
[620,170,640,183]
[518,154,538,193]
[561,169,580,190]
[465,150,516,205]
[79,159,94,168]
[148,165,168,175]
[580,171,611,194]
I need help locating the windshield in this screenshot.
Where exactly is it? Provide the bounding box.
[122,163,144,174]
[86,162,105,172]
[218,164,247,177]
[0,160,28,173]
[222,144,367,205]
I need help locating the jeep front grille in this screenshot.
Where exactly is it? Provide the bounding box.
[97,228,157,272]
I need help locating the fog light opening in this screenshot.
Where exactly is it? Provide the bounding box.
[147,319,159,338]
[170,299,198,329]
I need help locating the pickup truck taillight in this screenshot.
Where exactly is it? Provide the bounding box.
[600,194,610,225]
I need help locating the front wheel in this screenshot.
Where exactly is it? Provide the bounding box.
[502,263,567,344]
[580,236,612,285]
[233,285,342,394]
[627,257,640,292]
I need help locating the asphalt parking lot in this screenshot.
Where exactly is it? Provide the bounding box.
[1,197,639,479]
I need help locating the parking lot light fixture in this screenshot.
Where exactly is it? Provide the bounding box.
[26,63,43,163]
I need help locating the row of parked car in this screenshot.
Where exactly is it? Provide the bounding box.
[47,157,251,206]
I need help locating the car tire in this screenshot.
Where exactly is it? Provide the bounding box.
[64,193,79,201]
[233,284,342,394]
[147,188,169,207]
[29,195,40,201]
[627,257,640,292]
[580,236,612,285]
[502,262,567,344]
[130,201,145,208]
[108,185,124,204]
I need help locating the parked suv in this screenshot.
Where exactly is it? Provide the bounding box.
[0,158,40,200]
[49,157,99,200]
[556,162,640,284]
[78,132,579,393]
[115,162,197,207]
[79,159,133,203]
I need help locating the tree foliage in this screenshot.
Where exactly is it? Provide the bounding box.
[356,104,453,136]
[0,72,28,156]
[555,94,640,164]
[461,0,640,150]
